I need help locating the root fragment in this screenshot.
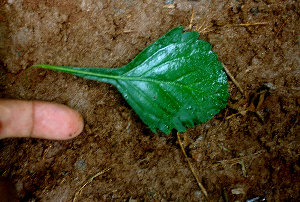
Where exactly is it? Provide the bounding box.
[222,64,245,96]
[177,132,212,202]
[73,168,111,202]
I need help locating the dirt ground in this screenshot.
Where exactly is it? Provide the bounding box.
[0,0,299,201]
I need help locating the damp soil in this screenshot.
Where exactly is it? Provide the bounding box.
[0,0,300,201]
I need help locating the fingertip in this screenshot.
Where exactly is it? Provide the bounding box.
[31,101,84,140]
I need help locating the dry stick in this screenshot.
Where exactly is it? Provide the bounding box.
[123,30,134,33]
[198,22,268,33]
[225,110,248,120]
[213,150,266,167]
[222,63,245,95]
[189,9,195,30]
[196,21,206,32]
[41,145,52,160]
[177,133,212,202]
[73,168,111,202]
[224,22,269,27]
[276,16,291,38]
[198,25,213,34]
[163,4,175,9]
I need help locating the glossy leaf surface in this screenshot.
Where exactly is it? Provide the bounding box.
[32,26,228,134]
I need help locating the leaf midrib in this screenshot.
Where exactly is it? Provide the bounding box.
[56,65,207,92]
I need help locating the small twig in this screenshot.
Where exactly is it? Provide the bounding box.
[196,21,206,32]
[203,22,268,33]
[163,4,175,9]
[73,168,111,202]
[276,16,291,38]
[123,30,134,33]
[225,110,248,120]
[189,9,195,30]
[177,133,212,202]
[222,64,245,96]
[41,145,52,160]
[224,22,268,27]
[212,150,265,167]
[238,161,247,177]
[198,25,213,34]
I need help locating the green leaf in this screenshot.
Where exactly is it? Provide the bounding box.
[31,26,228,134]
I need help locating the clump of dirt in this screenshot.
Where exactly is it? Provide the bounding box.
[1,0,299,201]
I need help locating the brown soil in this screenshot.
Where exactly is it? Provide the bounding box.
[1,0,299,201]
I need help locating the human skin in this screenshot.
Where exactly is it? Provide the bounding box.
[0,99,84,140]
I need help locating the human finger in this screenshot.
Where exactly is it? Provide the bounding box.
[0,99,84,140]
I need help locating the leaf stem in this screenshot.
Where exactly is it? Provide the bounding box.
[31,64,121,80]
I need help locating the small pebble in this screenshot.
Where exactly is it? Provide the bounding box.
[165,0,173,5]
[75,160,86,171]
[251,7,259,16]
